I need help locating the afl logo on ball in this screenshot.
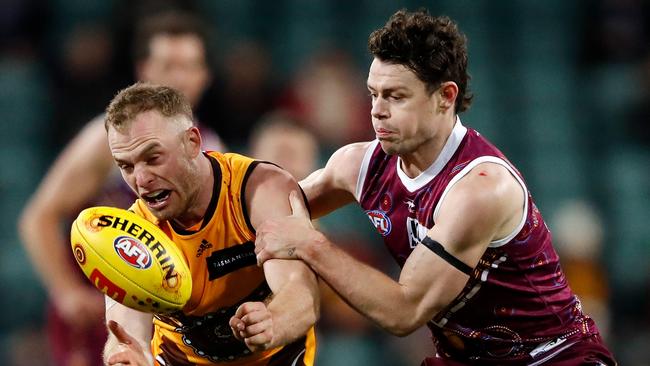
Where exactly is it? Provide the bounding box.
[114,236,152,269]
[366,210,392,236]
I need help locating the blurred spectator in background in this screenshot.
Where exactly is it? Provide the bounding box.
[278,50,373,149]
[6,326,50,366]
[49,23,120,148]
[581,0,650,65]
[626,53,650,147]
[17,11,224,366]
[0,0,46,55]
[248,111,319,180]
[552,200,610,339]
[199,41,279,149]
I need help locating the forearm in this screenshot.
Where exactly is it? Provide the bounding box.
[105,303,154,364]
[301,236,424,336]
[18,208,85,293]
[266,269,319,347]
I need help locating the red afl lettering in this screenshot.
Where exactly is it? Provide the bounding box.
[89,268,126,303]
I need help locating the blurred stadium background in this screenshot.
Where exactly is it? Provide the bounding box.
[1,0,649,365]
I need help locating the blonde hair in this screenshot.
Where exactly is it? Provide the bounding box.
[105,82,193,131]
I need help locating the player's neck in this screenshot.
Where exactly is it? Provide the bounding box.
[173,154,214,229]
[399,115,455,178]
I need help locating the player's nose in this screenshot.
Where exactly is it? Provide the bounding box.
[371,98,389,119]
[134,165,155,188]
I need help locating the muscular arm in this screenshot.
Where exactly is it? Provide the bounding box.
[258,162,524,336]
[241,164,319,349]
[18,117,114,324]
[300,142,371,218]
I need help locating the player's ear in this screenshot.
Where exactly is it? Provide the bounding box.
[437,82,458,112]
[184,126,203,157]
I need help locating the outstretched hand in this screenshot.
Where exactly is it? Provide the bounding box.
[254,191,319,265]
[229,302,275,352]
[106,320,152,366]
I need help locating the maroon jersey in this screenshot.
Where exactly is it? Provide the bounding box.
[357,119,614,365]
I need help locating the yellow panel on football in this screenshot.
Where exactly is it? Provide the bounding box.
[70,206,192,313]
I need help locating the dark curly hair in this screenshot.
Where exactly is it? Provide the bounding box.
[368,9,473,113]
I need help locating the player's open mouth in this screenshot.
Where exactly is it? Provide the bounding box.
[142,190,171,208]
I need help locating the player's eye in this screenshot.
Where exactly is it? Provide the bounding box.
[118,163,133,172]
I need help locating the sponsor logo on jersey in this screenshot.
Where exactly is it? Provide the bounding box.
[404,199,416,213]
[380,192,393,212]
[366,210,392,236]
[196,239,213,257]
[451,160,471,174]
[206,241,257,280]
[114,236,152,269]
[406,217,429,248]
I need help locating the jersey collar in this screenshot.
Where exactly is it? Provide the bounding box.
[396,116,468,192]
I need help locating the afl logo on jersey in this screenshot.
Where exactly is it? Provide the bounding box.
[114,236,152,269]
[366,210,392,236]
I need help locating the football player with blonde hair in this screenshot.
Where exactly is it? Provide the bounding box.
[103,83,319,366]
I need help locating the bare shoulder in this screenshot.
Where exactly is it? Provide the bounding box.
[298,141,375,217]
[435,162,524,247]
[328,141,373,167]
[457,162,520,201]
[244,163,300,229]
[245,163,296,195]
[324,141,375,191]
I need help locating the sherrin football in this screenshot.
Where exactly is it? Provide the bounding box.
[70,206,192,313]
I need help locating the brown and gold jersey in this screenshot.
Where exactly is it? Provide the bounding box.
[131,151,316,366]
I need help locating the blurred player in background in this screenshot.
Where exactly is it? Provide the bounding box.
[18,12,224,366]
[248,111,319,181]
[254,9,617,365]
[102,83,318,365]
